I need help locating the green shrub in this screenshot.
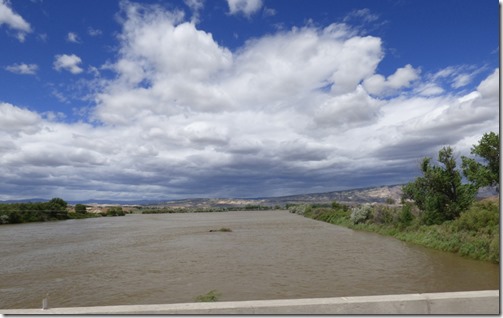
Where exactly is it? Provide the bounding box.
[371,205,397,224]
[350,204,372,224]
[75,204,87,214]
[195,290,220,302]
[106,207,125,216]
[399,203,414,226]
[288,204,312,215]
[452,200,499,232]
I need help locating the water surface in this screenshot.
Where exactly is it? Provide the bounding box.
[0,211,499,309]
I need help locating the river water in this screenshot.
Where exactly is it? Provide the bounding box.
[0,211,499,309]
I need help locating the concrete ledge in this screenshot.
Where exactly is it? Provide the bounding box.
[1,290,499,315]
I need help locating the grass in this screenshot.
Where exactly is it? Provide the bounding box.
[195,290,220,302]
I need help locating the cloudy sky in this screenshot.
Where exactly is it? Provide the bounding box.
[0,0,499,201]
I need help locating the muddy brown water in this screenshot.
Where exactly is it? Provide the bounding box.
[0,211,499,309]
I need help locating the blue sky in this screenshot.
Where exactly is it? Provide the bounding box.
[0,0,499,201]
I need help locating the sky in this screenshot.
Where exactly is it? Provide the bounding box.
[0,0,499,201]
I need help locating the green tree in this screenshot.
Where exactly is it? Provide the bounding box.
[47,198,69,220]
[106,206,125,216]
[75,204,87,214]
[462,132,499,191]
[402,146,477,225]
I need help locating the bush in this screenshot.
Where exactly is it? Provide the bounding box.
[106,207,125,216]
[371,205,397,224]
[288,204,312,215]
[195,290,220,302]
[331,201,349,211]
[350,204,372,224]
[451,199,499,233]
[399,203,414,226]
[75,204,87,214]
[0,214,9,224]
[385,197,396,205]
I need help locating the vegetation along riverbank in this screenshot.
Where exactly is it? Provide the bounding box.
[290,132,500,263]
[0,199,127,224]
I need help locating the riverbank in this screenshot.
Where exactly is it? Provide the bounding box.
[290,197,499,263]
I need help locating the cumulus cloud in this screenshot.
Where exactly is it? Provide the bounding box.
[363,64,420,96]
[66,32,81,43]
[5,63,38,75]
[314,86,381,128]
[53,54,84,74]
[0,102,41,135]
[0,0,31,41]
[184,0,204,23]
[227,0,263,16]
[0,1,499,201]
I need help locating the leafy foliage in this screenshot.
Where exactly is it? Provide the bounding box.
[104,206,125,216]
[0,198,69,224]
[398,203,414,226]
[195,290,220,302]
[451,198,499,233]
[75,204,87,214]
[288,204,313,215]
[402,146,477,224]
[350,204,372,224]
[462,132,500,190]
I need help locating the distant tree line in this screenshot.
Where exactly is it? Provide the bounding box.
[0,199,127,225]
[0,198,69,224]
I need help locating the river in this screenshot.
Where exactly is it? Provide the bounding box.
[0,211,499,309]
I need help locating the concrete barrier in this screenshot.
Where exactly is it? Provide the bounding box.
[1,290,499,315]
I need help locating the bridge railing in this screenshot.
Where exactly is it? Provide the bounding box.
[1,290,499,315]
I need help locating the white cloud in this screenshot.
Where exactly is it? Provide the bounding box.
[0,102,41,135]
[0,0,31,41]
[263,7,276,17]
[67,32,81,43]
[363,64,420,96]
[431,65,481,90]
[184,0,204,23]
[5,63,38,75]
[344,8,379,23]
[88,27,102,37]
[227,0,263,16]
[451,73,472,88]
[0,2,498,201]
[476,68,499,102]
[53,54,84,74]
[414,83,444,96]
[314,86,381,129]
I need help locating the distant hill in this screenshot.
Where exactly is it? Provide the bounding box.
[0,198,47,204]
[1,184,497,207]
[143,184,498,208]
[263,184,404,206]
[153,184,405,208]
